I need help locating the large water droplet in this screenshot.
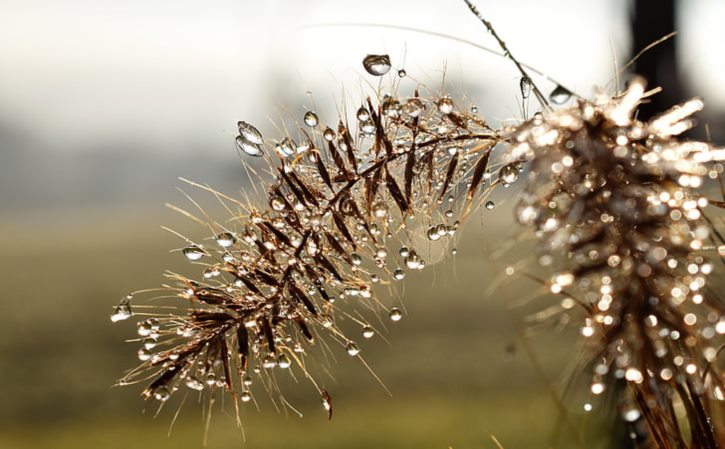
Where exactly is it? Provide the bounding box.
[215,232,236,248]
[356,106,370,121]
[241,391,252,402]
[499,163,519,184]
[183,245,205,261]
[362,326,375,339]
[278,354,291,369]
[549,85,572,105]
[345,341,360,356]
[519,77,533,99]
[304,111,319,127]
[389,308,403,322]
[437,98,454,115]
[405,251,423,269]
[360,120,375,135]
[427,226,441,241]
[153,386,171,401]
[270,196,286,211]
[110,295,133,322]
[237,121,264,145]
[235,136,263,157]
[393,268,405,280]
[362,54,391,76]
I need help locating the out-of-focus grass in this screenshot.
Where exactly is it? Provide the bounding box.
[0,201,609,448]
[1,392,604,449]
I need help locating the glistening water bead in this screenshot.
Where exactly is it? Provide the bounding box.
[389,308,403,321]
[362,54,391,76]
[235,136,263,157]
[237,121,264,145]
[110,295,133,322]
[215,232,236,248]
[549,85,572,105]
[303,111,319,127]
[183,245,205,261]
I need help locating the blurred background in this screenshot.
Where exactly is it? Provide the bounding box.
[1,0,723,448]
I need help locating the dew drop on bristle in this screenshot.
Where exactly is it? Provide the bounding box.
[215,232,236,248]
[389,308,403,322]
[485,201,495,210]
[345,342,360,356]
[356,106,370,121]
[241,391,252,402]
[323,127,335,141]
[549,85,572,105]
[437,98,454,115]
[304,111,319,127]
[183,245,205,261]
[393,268,405,280]
[110,295,133,322]
[235,135,263,157]
[520,77,533,99]
[362,326,375,338]
[237,121,264,145]
[278,354,291,369]
[362,54,391,76]
[397,69,406,78]
[154,386,171,401]
[499,163,519,184]
[186,376,204,391]
[275,137,296,158]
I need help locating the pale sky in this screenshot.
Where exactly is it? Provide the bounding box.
[0,0,721,157]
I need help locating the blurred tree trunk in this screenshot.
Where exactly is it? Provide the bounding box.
[631,0,682,121]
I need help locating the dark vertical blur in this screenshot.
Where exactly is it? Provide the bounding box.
[631,0,681,121]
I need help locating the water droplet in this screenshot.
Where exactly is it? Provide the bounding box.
[403,98,424,118]
[499,164,519,184]
[351,253,362,266]
[360,120,375,135]
[447,146,460,156]
[241,391,252,402]
[356,106,370,121]
[110,295,133,322]
[345,341,360,356]
[372,202,388,218]
[215,232,236,248]
[304,111,319,127]
[519,77,533,99]
[323,127,335,141]
[397,69,406,78]
[362,326,375,338]
[183,245,205,261]
[549,85,572,105]
[153,386,171,401]
[137,348,152,361]
[405,251,423,269]
[393,268,405,280]
[382,97,401,118]
[362,54,391,76]
[485,201,495,210]
[262,355,277,369]
[278,354,291,369]
[237,121,264,145]
[399,246,410,257]
[389,308,403,322]
[270,196,286,211]
[235,135,263,157]
[275,137,296,158]
[186,376,204,391]
[427,226,441,241]
[437,98,454,115]
[243,375,253,386]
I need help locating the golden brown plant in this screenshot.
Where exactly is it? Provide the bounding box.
[112,2,725,447]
